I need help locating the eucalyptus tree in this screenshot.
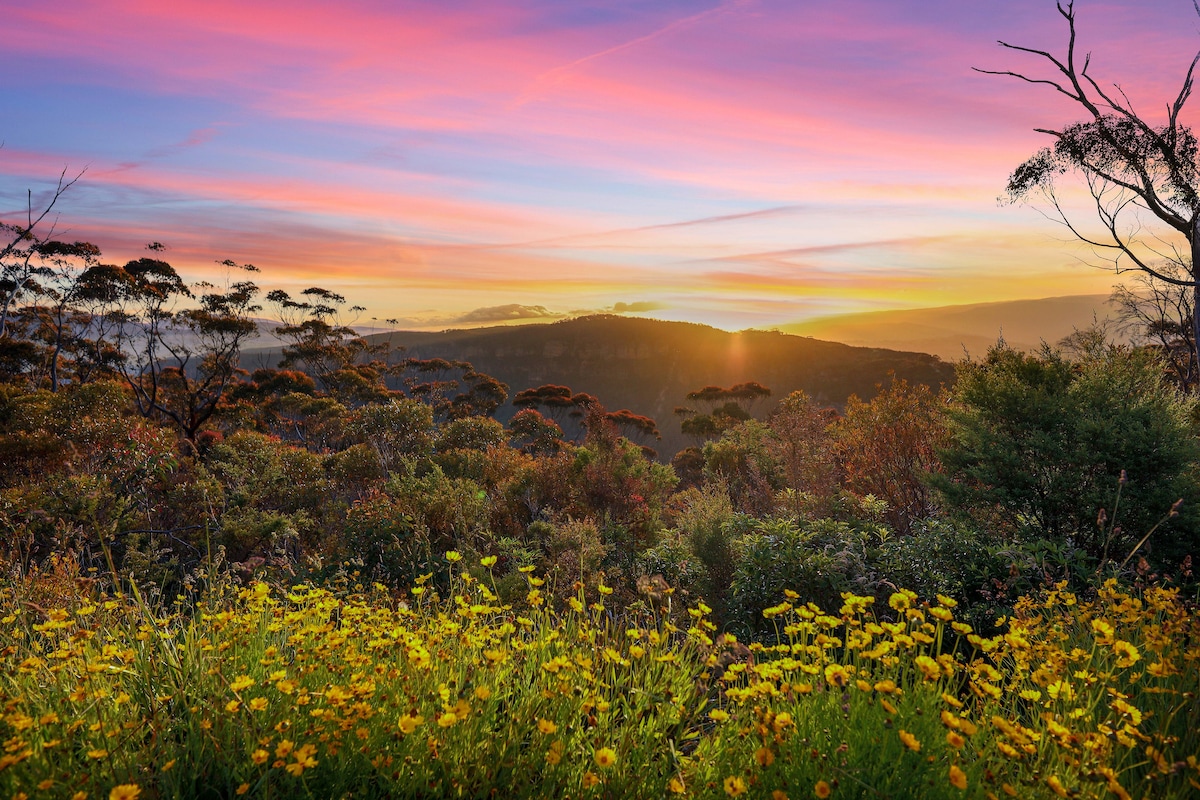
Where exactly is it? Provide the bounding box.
[978,0,1200,383]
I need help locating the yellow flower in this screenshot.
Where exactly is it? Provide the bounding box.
[538,718,558,734]
[1113,640,1140,668]
[914,655,941,681]
[249,697,268,712]
[949,765,967,790]
[881,699,898,715]
[230,675,255,692]
[898,730,921,752]
[437,711,458,728]
[755,746,776,767]
[595,747,618,768]
[236,784,250,796]
[773,792,789,800]
[480,555,498,567]
[226,700,241,713]
[583,771,601,789]
[252,749,269,765]
[546,740,563,766]
[1046,775,1068,798]
[275,739,295,758]
[88,749,108,759]
[710,709,730,722]
[889,591,914,611]
[474,686,492,700]
[724,776,748,796]
[398,713,423,735]
[109,785,141,800]
[946,731,965,749]
[1091,619,1115,641]
[824,663,850,688]
[445,551,462,562]
[669,777,687,794]
[814,781,832,798]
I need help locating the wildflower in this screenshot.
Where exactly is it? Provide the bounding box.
[595,747,618,768]
[773,711,793,733]
[724,776,748,796]
[88,748,108,759]
[946,731,966,749]
[398,713,423,734]
[1046,775,1068,798]
[898,730,921,752]
[1113,640,1140,668]
[881,699,898,715]
[252,749,269,765]
[437,711,458,728]
[249,697,268,712]
[755,746,776,767]
[669,777,687,794]
[773,792,789,800]
[546,740,563,766]
[889,590,915,611]
[824,663,850,688]
[538,719,558,734]
[275,740,295,758]
[874,680,899,694]
[230,675,255,693]
[710,709,730,722]
[949,765,967,790]
[480,555,498,567]
[110,786,141,800]
[474,686,492,701]
[914,655,941,681]
[814,781,832,798]
[445,551,462,562]
[1091,619,1115,642]
[583,771,601,789]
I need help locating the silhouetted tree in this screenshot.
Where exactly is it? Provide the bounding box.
[979,0,1200,382]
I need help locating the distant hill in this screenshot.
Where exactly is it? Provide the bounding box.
[779,295,1121,361]
[273,315,955,459]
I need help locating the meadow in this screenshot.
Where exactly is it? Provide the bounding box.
[2,552,1197,799]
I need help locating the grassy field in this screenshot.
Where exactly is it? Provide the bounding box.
[1,556,1198,799]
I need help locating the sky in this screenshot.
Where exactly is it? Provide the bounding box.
[3,0,1200,331]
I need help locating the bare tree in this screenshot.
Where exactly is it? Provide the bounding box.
[1111,265,1196,389]
[977,0,1200,378]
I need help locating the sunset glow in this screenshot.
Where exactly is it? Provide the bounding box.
[3,0,1197,330]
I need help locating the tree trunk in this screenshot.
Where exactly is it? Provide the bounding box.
[1193,217,1200,389]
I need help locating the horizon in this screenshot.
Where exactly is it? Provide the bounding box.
[3,0,1197,330]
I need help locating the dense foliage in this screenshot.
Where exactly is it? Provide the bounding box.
[4,238,1200,796]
